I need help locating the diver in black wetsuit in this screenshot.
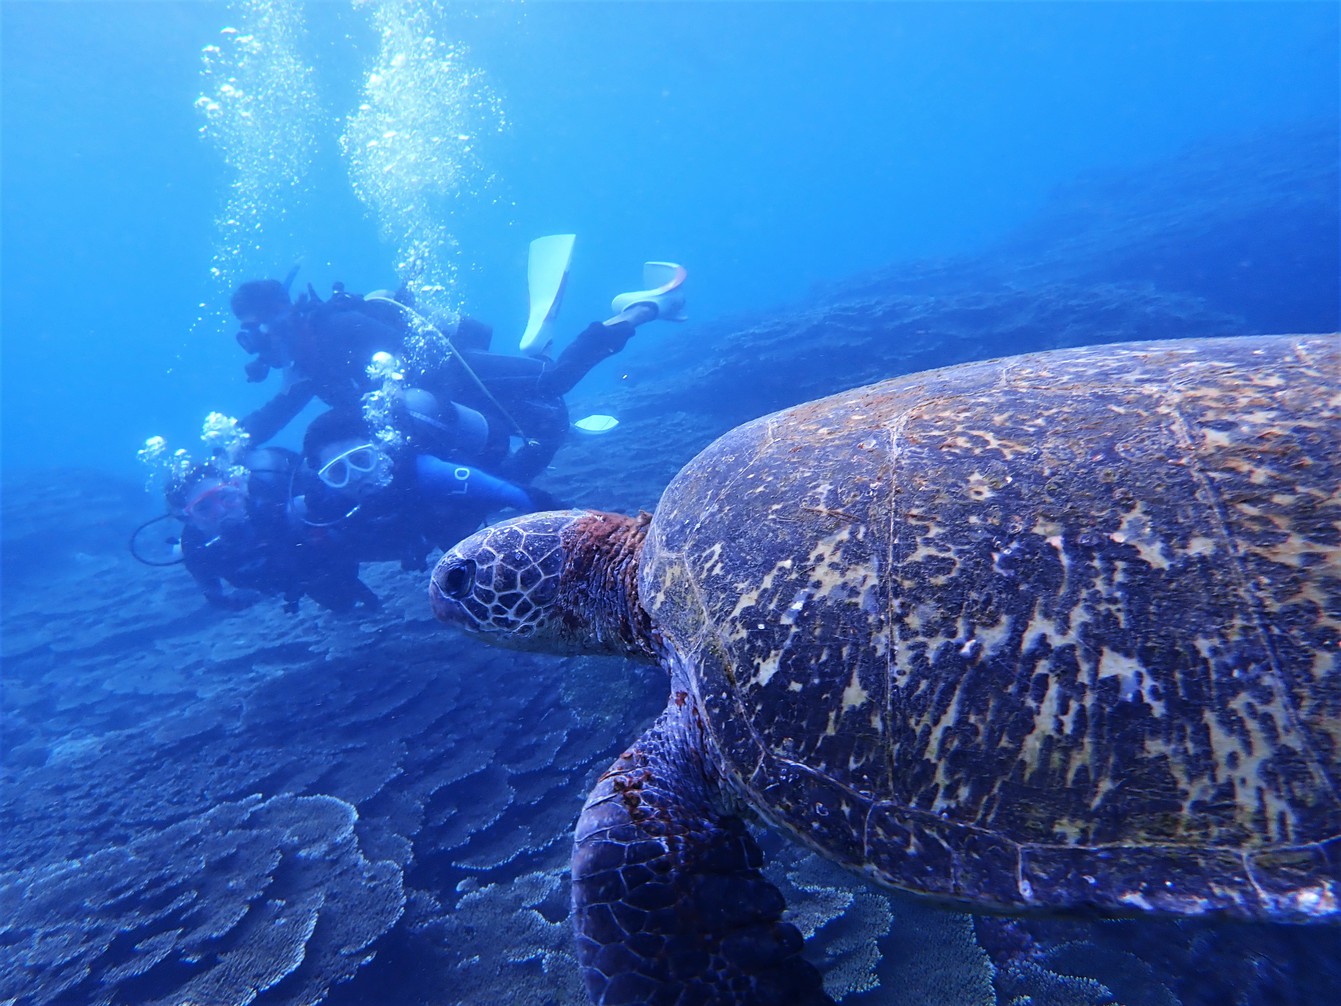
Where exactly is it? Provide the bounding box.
[169,448,380,614]
[297,409,565,572]
[228,266,685,482]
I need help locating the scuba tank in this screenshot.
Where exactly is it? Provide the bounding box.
[400,387,491,460]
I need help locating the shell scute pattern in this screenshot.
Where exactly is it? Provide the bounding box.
[1172,342,1341,813]
[641,334,1340,915]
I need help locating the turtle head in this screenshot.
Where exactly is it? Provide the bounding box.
[430,509,655,659]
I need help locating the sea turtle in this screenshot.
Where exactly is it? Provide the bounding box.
[430,334,1341,1005]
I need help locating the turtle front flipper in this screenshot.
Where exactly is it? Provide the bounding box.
[572,702,832,1005]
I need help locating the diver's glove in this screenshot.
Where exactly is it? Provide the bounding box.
[217,588,263,611]
[522,485,570,512]
[355,581,382,611]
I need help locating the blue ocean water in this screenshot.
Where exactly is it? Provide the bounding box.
[2,3,1339,1006]
[2,1,1337,476]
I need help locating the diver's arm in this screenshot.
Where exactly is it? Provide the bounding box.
[191,568,229,606]
[415,455,538,511]
[238,379,315,444]
[300,557,383,613]
[185,561,259,610]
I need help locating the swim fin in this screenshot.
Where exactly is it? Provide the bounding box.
[520,234,577,355]
[573,414,620,435]
[611,261,687,321]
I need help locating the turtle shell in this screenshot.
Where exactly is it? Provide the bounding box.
[639,334,1341,919]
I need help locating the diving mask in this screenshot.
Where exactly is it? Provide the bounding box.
[317,443,389,491]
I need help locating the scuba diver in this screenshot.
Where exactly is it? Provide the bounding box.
[297,409,565,572]
[134,445,380,614]
[228,253,687,482]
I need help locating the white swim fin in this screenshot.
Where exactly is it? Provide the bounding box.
[611,261,687,321]
[573,414,620,435]
[520,234,576,355]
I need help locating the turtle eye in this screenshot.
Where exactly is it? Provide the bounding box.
[439,558,476,599]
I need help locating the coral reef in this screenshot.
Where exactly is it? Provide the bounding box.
[2,792,402,1006]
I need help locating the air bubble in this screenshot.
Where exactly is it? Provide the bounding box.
[196,0,503,322]
[341,0,505,319]
[196,0,323,290]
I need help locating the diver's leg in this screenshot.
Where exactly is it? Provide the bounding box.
[535,319,636,397]
[496,398,569,483]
